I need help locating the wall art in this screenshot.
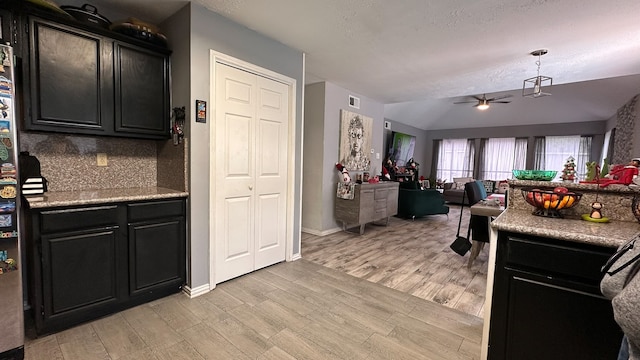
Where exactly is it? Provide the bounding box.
[339,109,372,171]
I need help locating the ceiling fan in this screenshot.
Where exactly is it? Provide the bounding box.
[453,94,513,110]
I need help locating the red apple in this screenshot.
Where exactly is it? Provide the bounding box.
[553,186,569,194]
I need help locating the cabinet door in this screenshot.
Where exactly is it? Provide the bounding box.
[114,42,170,138]
[0,9,12,45]
[386,184,398,216]
[41,227,122,321]
[128,218,185,296]
[27,18,113,134]
[501,272,621,360]
[489,232,623,360]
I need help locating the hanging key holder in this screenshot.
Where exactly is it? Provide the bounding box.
[170,106,185,145]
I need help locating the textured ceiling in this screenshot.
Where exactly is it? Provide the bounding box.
[69,0,640,130]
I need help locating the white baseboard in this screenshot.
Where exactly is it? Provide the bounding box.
[182,283,210,298]
[290,253,302,261]
[301,226,342,236]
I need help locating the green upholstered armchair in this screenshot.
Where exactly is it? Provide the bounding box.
[397,182,450,219]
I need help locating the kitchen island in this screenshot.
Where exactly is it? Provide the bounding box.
[23,187,188,335]
[481,181,640,360]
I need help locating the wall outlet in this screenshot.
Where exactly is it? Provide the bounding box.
[97,153,108,166]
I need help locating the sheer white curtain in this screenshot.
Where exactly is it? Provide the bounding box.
[437,138,474,182]
[479,137,523,180]
[514,137,528,170]
[601,129,613,167]
[539,135,592,181]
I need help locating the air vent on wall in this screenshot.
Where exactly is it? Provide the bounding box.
[349,95,360,109]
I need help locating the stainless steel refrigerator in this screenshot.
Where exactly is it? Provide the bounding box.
[0,43,24,360]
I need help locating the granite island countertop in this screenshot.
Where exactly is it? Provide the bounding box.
[492,209,640,248]
[24,187,189,209]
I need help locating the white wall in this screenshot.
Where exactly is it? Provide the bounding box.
[163,3,304,290]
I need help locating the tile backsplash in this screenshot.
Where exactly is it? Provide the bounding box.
[19,132,157,192]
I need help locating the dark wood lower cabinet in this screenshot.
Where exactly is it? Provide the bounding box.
[128,200,185,299]
[28,198,186,335]
[488,232,623,360]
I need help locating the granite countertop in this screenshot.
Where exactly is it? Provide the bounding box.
[24,187,189,209]
[493,209,640,248]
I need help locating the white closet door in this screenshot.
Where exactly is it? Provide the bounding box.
[214,63,288,283]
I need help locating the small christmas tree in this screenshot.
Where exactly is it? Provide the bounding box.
[561,156,576,182]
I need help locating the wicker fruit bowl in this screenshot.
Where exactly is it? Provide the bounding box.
[521,188,582,218]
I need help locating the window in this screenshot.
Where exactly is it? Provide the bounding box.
[479,137,528,180]
[601,129,614,167]
[436,138,474,182]
[535,135,592,181]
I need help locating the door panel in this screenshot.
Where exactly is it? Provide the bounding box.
[224,197,252,259]
[256,193,281,250]
[258,120,281,176]
[225,114,252,178]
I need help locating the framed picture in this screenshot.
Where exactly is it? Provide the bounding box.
[196,100,206,123]
[338,110,372,171]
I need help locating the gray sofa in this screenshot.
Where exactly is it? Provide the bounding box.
[442,182,470,204]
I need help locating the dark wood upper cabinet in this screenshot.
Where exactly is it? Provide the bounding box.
[28,18,112,133]
[23,16,170,140]
[0,9,13,45]
[115,43,169,137]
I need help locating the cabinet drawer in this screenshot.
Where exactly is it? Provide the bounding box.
[506,236,613,283]
[359,189,375,208]
[374,188,388,200]
[127,200,184,222]
[375,199,387,210]
[40,205,119,233]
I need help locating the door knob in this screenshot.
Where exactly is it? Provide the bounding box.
[249,185,253,190]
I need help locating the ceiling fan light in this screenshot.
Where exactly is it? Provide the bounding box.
[477,103,490,110]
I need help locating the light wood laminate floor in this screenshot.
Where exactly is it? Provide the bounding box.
[25,256,482,359]
[25,205,484,359]
[303,205,488,318]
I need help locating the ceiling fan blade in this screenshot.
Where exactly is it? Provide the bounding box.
[453,100,477,104]
[487,94,514,101]
[491,101,512,104]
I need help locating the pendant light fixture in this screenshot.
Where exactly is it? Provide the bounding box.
[523,49,552,98]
